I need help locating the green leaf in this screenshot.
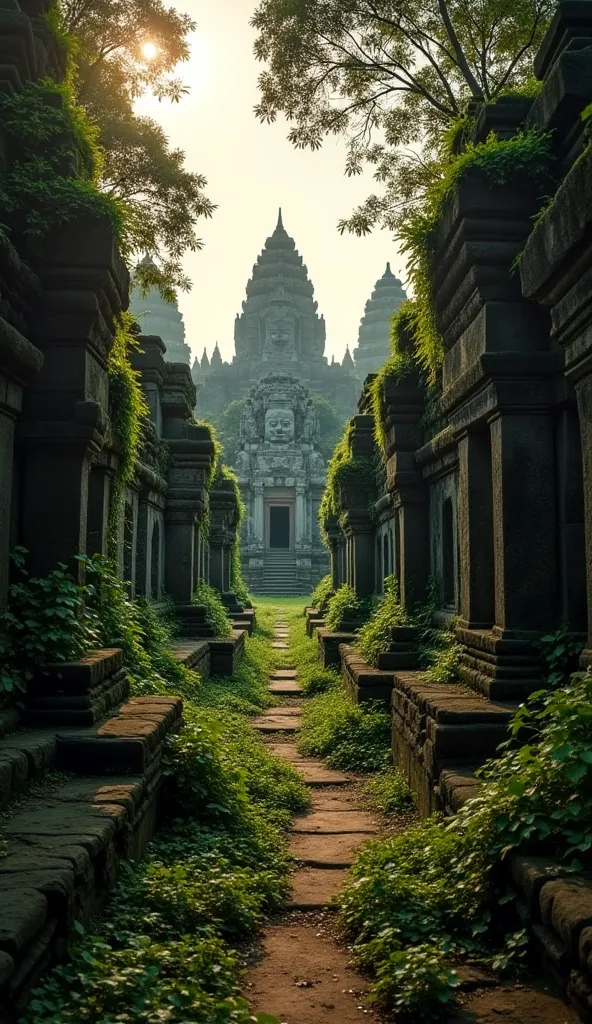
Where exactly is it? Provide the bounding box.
[566,762,588,783]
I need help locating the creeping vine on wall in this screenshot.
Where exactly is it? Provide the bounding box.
[318,421,377,545]
[399,129,554,382]
[107,311,149,555]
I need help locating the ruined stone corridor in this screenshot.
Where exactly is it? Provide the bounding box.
[242,604,579,1024]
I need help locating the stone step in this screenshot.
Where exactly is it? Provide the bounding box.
[295,763,350,787]
[271,641,289,649]
[291,811,377,834]
[265,742,305,761]
[272,669,297,678]
[268,681,303,695]
[252,715,301,733]
[56,697,182,775]
[290,833,368,868]
[287,868,348,909]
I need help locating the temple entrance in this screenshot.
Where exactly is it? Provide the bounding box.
[269,506,290,548]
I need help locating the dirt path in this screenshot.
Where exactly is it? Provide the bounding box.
[243,613,578,1024]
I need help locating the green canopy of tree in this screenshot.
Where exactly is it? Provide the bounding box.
[311,394,344,463]
[214,399,247,467]
[252,0,553,235]
[61,0,215,298]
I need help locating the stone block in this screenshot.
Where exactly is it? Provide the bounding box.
[209,629,246,676]
[317,629,356,667]
[540,878,592,954]
[0,891,47,958]
[511,855,567,914]
[25,649,129,726]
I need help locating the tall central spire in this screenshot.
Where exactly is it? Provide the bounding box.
[276,207,284,230]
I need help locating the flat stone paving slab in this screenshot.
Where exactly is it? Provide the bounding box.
[271,642,289,649]
[252,716,301,733]
[272,669,298,679]
[296,764,350,787]
[264,743,306,761]
[268,681,303,694]
[287,868,348,909]
[261,705,302,717]
[290,832,368,868]
[310,790,363,812]
[292,810,377,834]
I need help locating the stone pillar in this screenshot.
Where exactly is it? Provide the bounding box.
[223,546,232,592]
[253,484,264,547]
[86,459,115,558]
[161,364,214,605]
[0,318,43,608]
[164,508,196,602]
[295,484,305,546]
[396,495,430,612]
[347,513,376,598]
[19,218,128,579]
[573,377,592,657]
[457,430,495,629]
[489,412,558,634]
[209,542,224,592]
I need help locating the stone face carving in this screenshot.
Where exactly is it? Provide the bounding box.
[265,407,295,444]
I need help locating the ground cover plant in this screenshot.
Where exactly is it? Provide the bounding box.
[21,600,306,1024]
[363,768,414,818]
[357,574,406,667]
[324,584,376,632]
[336,663,592,1017]
[310,573,334,614]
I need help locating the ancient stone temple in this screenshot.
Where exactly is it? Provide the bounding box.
[235,374,329,594]
[193,211,360,422]
[353,263,407,380]
[130,256,192,364]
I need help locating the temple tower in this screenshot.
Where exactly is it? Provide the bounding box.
[130,256,191,365]
[353,263,407,380]
[196,210,359,423]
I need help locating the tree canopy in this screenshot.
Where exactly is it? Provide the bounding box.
[61,0,215,297]
[252,0,553,234]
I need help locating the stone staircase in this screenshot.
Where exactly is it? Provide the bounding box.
[253,551,305,596]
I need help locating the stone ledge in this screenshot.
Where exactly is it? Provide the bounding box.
[340,644,394,708]
[229,609,255,635]
[0,731,57,809]
[0,690,183,1016]
[209,629,246,677]
[391,672,514,816]
[55,696,182,775]
[508,854,592,1020]
[25,648,130,727]
[173,639,211,680]
[317,628,356,667]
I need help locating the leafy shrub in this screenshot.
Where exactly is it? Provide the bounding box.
[298,683,390,772]
[324,584,375,632]
[300,667,339,695]
[364,768,414,817]
[339,670,592,1014]
[357,575,406,666]
[0,549,98,696]
[193,582,232,637]
[310,573,334,614]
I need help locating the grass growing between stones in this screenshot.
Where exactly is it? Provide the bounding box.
[21,608,306,1024]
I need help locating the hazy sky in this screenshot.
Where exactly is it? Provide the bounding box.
[136,0,408,365]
